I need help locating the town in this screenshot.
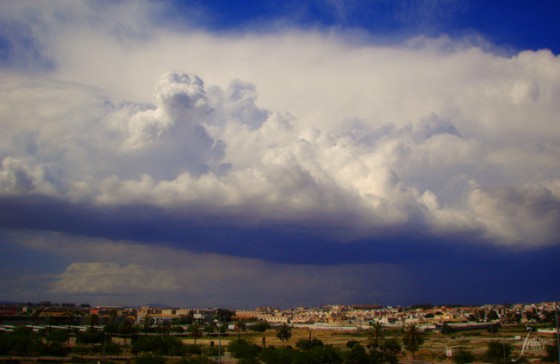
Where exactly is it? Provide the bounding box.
[1,301,559,331]
[0,300,559,363]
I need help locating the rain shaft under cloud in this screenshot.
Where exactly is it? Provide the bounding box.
[0,0,559,307]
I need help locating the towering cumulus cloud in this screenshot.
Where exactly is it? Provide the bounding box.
[0,0,559,306]
[119,71,225,179]
[2,65,559,245]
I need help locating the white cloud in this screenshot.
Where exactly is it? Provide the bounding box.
[0,156,66,196]
[0,1,559,248]
[52,262,183,294]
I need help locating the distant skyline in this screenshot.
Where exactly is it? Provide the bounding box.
[0,0,559,308]
[0,299,556,310]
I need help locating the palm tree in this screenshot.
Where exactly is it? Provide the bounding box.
[368,321,384,349]
[276,323,292,360]
[189,321,203,345]
[402,323,424,359]
[276,323,292,346]
[236,319,247,340]
[160,320,171,336]
[141,314,154,334]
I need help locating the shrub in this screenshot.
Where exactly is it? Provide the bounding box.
[228,339,261,359]
[485,341,512,364]
[76,331,105,344]
[183,344,203,355]
[1,327,46,356]
[132,335,186,356]
[296,338,323,350]
[453,349,476,364]
[251,321,271,333]
[134,353,166,364]
[544,344,559,362]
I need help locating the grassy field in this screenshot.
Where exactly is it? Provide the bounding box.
[177,324,555,363]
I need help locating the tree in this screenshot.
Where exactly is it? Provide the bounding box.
[368,321,384,348]
[159,320,172,336]
[204,321,217,334]
[132,336,186,356]
[119,318,135,345]
[485,341,512,364]
[104,321,121,334]
[214,308,235,322]
[369,336,401,364]
[141,315,154,333]
[1,327,45,356]
[104,341,122,355]
[544,343,559,362]
[135,353,166,364]
[259,346,293,364]
[236,319,247,340]
[380,338,401,364]
[314,345,343,364]
[180,355,214,364]
[402,323,424,359]
[252,321,271,333]
[487,310,499,321]
[289,345,342,364]
[228,339,261,360]
[276,323,292,362]
[296,338,323,351]
[276,324,292,346]
[76,330,104,344]
[344,343,369,364]
[440,323,454,335]
[45,329,69,345]
[189,322,203,345]
[173,324,185,334]
[453,348,476,364]
[63,311,77,326]
[87,313,100,331]
[108,309,119,324]
[44,330,70,356]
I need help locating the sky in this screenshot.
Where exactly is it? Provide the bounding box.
[0,0,559,308]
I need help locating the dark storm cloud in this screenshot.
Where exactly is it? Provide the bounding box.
[2,192,558,266]
[0,193,428,264]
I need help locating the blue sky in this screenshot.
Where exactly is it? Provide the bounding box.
[0,0,559,308]
[178,1,560,53]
